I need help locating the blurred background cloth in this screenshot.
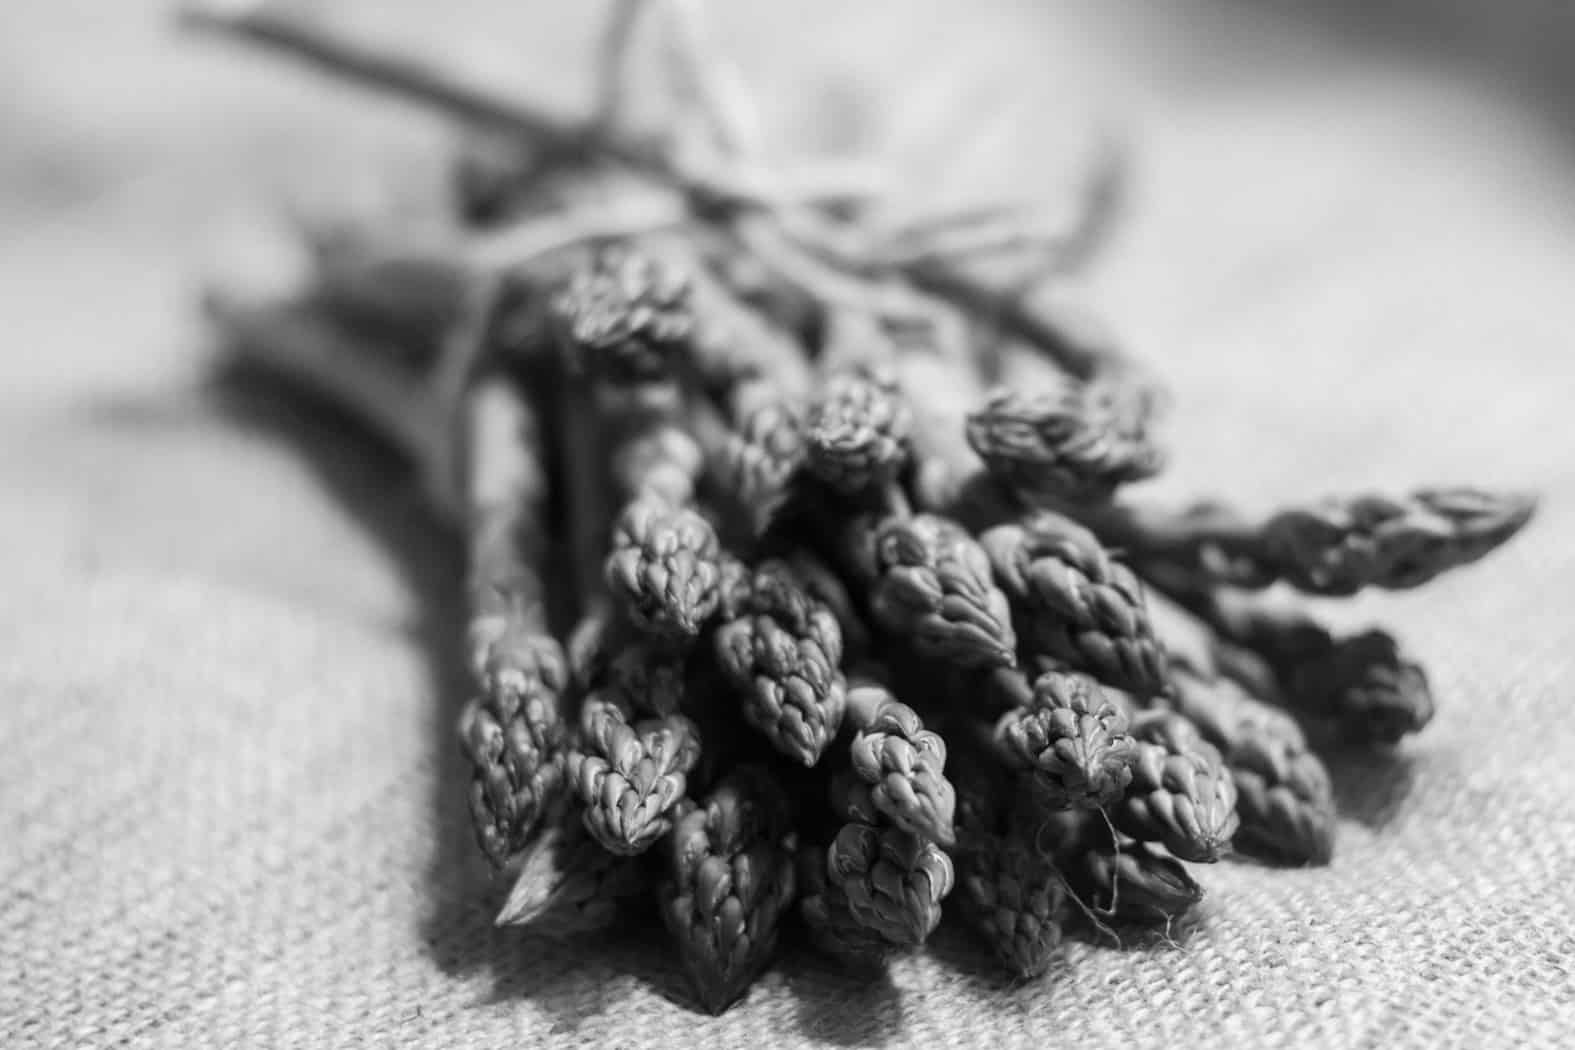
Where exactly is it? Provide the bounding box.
[2,2,1572,1047]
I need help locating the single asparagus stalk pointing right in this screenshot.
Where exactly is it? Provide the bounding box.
[1081,488,1537,596]
[1185,587,1435,746]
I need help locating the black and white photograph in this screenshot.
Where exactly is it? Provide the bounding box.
[3,2,1569,1047]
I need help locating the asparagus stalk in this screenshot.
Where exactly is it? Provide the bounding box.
[677,245,815,415]
[543,241,724,642]
[967,339,1165,507]
[990,668,1136,811]
[1176,587,1435,746]
[826,820,954,948]
[567,685,703,854]
[952,768,1072,979]
[712,558,849,766]
[1115,710,1240,863]
[304,231,471,358]
[1079,488,1538,596]
[890,314,990,513]
[979,509,1167,696]
[801,367,913,497]
[842,675,956,847]
[1137,589,1336,865]
[796,840,892,969]
[459,375,554,666]
[840,504,1019,672]
[893,132,1147,387]
[658,766,798,1015]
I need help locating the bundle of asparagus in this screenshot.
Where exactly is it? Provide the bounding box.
[189,0,1537,1014]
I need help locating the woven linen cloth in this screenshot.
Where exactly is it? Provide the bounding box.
[3,2,1573,1047]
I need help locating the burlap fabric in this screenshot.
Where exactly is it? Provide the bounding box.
[4,2,1573,1047]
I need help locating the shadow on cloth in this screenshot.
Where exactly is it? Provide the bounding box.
[1321,745,1420,831]
[775,933,908,1048]
[920,919,1100,1021]
[193,360,503,964]
[157,358,930,1042]
[198,361,676,1021]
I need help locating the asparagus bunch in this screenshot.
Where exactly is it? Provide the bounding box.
[190,0,1537,1013]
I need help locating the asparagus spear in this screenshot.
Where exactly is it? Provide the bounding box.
[796,840,893,970]
[801,368,913,497]
[967,343,1165,508]
[1078,489,1537,596]
[548,242,724,642]
[658,766,798,1014]
[991,669,1136,811]
[841,675,956,847]
[713,559,849,766]
[568,684,704,855]
[890,313,992,514]
[953,783,1072,978]
[1179,587,1435,747]
[980,509,1167,696]
[1164,666,1335,866]
[841,507,1019,672]
[1141,590,1335,865]
[1115,711,1240,864]
[454,376,573,866]
[825,820,954,948]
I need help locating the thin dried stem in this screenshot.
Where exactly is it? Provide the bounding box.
[596,0,656,135]
[661,0,765,159]
[181,1,874,216]
[466,192,689,272]
[733,215,940,327]
[180,2,608,159]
